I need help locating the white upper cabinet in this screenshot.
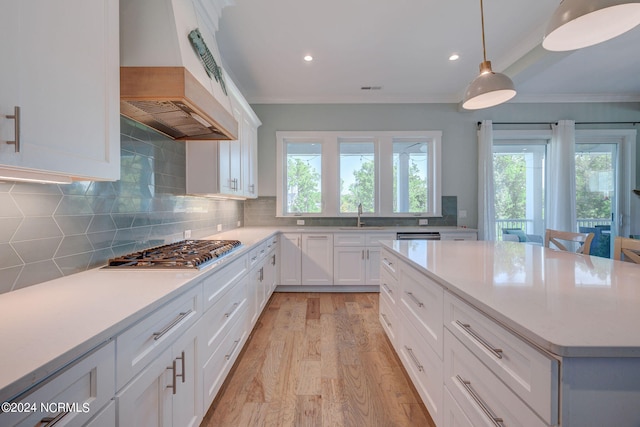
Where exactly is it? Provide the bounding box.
[186,78,261,199]
[0,0,120,182]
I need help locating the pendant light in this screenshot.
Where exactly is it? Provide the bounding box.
[462,0,516,110]
[543,0,640,51]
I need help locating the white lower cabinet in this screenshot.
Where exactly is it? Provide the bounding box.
[116,322,201,427]
[443,388,474,427]
[85,400,115,427]
[333,233,394,286]
[279,233,333,287]
[444,329,547,427]
[202,304,249,410]
[0,341,115,427]
[399,311,443,427]
[381,246,559,427]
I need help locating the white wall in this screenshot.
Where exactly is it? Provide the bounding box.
[252,102,640,229]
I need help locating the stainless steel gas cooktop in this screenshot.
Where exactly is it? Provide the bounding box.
[105,239,242,269]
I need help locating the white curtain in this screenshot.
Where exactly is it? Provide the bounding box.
[478,120,495,241]
[547,120,577,232]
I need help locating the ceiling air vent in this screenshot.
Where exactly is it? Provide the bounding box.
[360,86,382,90]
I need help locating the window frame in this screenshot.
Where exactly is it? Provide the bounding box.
[276,131,442,218]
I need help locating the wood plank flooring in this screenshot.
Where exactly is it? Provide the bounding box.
[201,292,435,427]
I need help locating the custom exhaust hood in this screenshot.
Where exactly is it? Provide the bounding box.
[119,0,237,140]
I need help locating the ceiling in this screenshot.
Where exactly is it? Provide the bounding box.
[215,0,640,105]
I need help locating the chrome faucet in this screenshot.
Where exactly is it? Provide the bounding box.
[357,203,364,227]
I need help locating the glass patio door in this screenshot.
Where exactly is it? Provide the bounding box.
[574,143,617,257]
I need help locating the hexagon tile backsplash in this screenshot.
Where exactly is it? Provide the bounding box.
[0,118,244,294]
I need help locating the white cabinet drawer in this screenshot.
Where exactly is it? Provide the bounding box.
[444,329,548,427]
[116,285,202,390]
[444,292,558,425]
[399,311,443,427]
[200,274,248,361]
[400,263,444,358]
[202,254,247,312]
[380,249,398,279]
[202,305,249,409]
[1,341,115,427]
[440,232,477,241]
[249,242,267,267]
[379,293,398,346]
[379,268,397,305]
[365,233,395,246]
[333,233,366,246]
[443,387,474,427]
[265,235,278,250]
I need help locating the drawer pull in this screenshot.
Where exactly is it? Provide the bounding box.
[153,309,193,341]
[176,351,185,384]
[225,302,240,318]
[405,291,424,308]
[38,412,68,426]
[5,106,20,153]
[167,359,177,394]
[455,320,503,359]
[382,283,393,294]
[271,254,276,266]
[225,339,241,360]
[456,375,505,427]
[381,313,392,327]
[383,258,393,267]
[404,346,423,372]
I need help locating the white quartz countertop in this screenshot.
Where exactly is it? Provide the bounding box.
[383,239,640,357]
[0,225,474,402]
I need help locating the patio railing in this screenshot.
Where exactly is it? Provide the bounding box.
[495,218,612,241]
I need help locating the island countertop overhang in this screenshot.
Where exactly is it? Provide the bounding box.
[381,239,640,358]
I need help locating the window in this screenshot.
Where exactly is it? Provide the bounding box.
[276,131,442,217]
[283,141,322,214]
[393,139,429,214]
[339,140,376,213]
[492,142,546,241]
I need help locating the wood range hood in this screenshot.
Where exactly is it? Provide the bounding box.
[120,66,238,141]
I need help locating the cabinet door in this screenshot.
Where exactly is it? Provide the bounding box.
[365,246,382,285]
[241,114,258,198]
[117,347,173,427]
[0,0,119,181]
[333,246,366,285]
[301,234,334,285]
[279,233,302,285]
[172,324,202,427]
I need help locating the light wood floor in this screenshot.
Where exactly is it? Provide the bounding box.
[201,292,435,427]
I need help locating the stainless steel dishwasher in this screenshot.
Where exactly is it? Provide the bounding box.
[396,232,441,241]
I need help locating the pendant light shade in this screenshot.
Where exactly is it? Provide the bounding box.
[462,0,516,110]
[543,0,640,51]
[462,61,516,110]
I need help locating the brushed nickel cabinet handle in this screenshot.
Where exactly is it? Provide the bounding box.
[5,106,20,153]
[176,351,185,383]
[152,309,193,340]
[381,313,392,327]
[224,302,239,318]
[405,291,424,308]
[404,346,423,372]
[167,359,177,394]
[382,283,393,294]
[38,411,69,426]
[455,320,503,359]
[456,375,505,427]
[225,339,240,360]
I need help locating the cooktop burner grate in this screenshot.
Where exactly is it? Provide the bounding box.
[106,239,242,269]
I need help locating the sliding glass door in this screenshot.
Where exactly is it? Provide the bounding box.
[574,142,617,257]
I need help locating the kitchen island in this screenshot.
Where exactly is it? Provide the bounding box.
[380,239,640,426]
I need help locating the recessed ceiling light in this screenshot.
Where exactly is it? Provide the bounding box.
[449,54,460,61]
[304,55,313,62]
